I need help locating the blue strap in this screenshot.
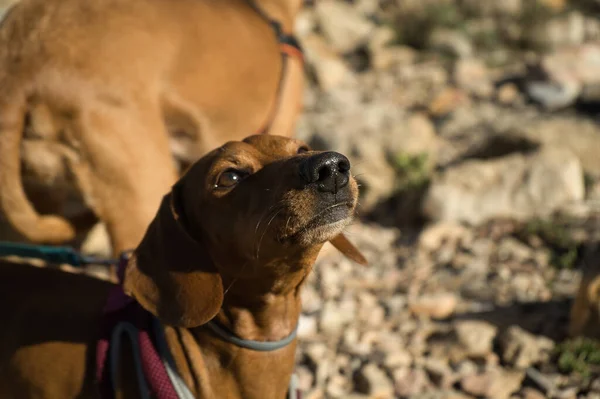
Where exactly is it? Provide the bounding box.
[0,241,116,267]
[204,320,298,352]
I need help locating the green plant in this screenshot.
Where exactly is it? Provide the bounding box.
[584,173,596,195]
[391,3,466,49]
[522,218,579,269]
[391,152,431,192]
[555,338,600,377]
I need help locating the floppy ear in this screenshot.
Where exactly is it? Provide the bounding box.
[123,183,223,328]
[330,233,368,266]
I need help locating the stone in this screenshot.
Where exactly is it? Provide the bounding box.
[393,368,429,397]
[301,284,322,314]
[429,29,473,58]
[418,222,472,252]
[500,326,555,368]
[314,1,375,53]
[400,113,439,159]
[295,9,316,38]
[526,44,600,109]
[525,368,556,395]
[527,11,585,50]
[454,320,498,357]
[296,365,315,392]
[409,293,458,319]
[428,88,469,118]
[353,363,394,397]
[454,58,493,98]
[514,116,600,176]
[525,80,581,111]
[497,83,521,105]
[298,315,318,339]
[460,369,525,399]
[327,373,351,398]
[302,34,354,92]
[423,148,585,225]
[384,350,413,369]
[522,387,547,399]
[320,298,356,335]
[424,359,455,389]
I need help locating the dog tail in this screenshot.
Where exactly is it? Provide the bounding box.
[0,86,76,243]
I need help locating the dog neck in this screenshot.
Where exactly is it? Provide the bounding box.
[207,253,318,342]
[247,0,302,33]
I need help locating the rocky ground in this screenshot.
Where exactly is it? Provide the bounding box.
[291,0,600,397]
[2,0,600,397]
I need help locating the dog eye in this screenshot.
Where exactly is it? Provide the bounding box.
[297,146,310,154]
[216,170,246,188]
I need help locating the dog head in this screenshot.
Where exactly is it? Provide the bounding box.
[124,135,366,327]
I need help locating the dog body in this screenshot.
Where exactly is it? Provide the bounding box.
[0,135,364,398]
[0,0,304,254]
[0,262,297,398]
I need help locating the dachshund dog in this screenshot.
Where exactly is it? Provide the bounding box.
[0,135,366,399]
[0,0,304,255]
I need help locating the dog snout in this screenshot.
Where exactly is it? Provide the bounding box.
[299,152,350,193]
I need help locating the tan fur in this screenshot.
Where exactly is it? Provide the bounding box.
[0,0,304,254]
[0,135,367,399]
[569,246,600,337]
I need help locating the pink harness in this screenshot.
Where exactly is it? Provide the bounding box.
[95,254,302,399]
[96,253,181,399]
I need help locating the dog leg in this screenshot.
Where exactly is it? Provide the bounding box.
[73,101,178,256]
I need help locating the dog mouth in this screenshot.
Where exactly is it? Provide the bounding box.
[281,202,354,244]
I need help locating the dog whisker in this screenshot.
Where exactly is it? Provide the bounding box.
[255,208,283,260]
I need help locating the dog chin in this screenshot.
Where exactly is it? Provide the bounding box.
[295,217,352,246]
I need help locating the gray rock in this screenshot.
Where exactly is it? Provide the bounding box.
[409,293,458,319]
[302,34,354,92]
[423,148,585,225]
[526,43,600,109]
[429,29,473,58]
[320,298,356,335]
[500,326,555,368]
[314,1,375,53]
[454,58,494,98]
[394,368,430,397]
[460,369,525,399]
[454,320,498,357]
[527,12,586,50]
[354,363,394,397]
[525,80,581,111]
[515,116,600,177]
[423,359,455,389]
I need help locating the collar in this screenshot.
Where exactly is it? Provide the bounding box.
[117,251,298,352]
[204,319,298,352]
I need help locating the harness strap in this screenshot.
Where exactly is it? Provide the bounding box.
[249,2,304,135]
[99,252,303,399]
[109,322,152,399]
[152,318,196,399]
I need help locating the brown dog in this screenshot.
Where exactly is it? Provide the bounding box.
[0,0,304,255]
[0,135,366,399]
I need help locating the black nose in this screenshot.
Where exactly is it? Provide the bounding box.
[299,151,351,193]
